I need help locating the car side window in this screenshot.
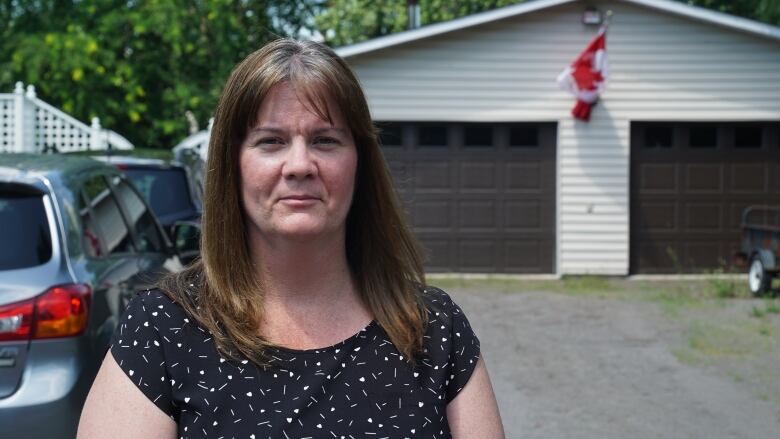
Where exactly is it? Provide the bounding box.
[79,174,134,257]
[110,176,165,253]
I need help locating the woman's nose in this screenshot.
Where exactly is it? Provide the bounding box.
[282,138,317,179]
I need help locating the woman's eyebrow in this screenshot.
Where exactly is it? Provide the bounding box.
[248,126,285,134]
[249,126,348,136]
[312,127,348,135]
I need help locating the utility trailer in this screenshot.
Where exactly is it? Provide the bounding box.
[737,206,780,295]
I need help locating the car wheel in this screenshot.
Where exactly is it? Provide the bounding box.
[748,255,771,296]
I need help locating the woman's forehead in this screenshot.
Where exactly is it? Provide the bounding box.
[251,82,346,128]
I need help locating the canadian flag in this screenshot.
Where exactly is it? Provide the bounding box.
[557,26,608,121]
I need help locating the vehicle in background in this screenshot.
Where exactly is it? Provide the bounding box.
[173,142,206,198]
[0,154,187,439]
[94,155,201,264]
[737,205,780,295]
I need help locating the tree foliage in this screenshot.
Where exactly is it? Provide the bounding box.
[314,0,524,47]
[680,0,780,26]
[315,0,780,47]
[1,0,778,149]
[0,0,293,148]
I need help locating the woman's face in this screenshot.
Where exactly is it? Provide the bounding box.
[238,82,357,245]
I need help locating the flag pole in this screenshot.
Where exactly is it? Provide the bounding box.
[600,10,613,34]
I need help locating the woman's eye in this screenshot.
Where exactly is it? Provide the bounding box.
[315,137,339,146]
[256,138,283,148]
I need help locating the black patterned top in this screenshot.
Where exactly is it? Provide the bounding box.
[110,286,480,439]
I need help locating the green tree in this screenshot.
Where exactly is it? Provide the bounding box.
[0,0,303,148]
[679,0,780,26]
[314,0,780,48]
[314,0,524,47]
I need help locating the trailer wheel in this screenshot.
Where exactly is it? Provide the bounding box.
[748,256,771,296]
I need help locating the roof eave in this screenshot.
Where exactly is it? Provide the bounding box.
[625,0,780,42]
[334,0,780,59]
[335,0,575,58]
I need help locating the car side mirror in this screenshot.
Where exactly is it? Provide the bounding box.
[172,220,201,265]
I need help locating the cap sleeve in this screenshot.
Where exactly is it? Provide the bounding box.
[109,289,175,419]
[422,286,481,403]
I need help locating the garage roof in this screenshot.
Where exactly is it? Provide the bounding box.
[335,0,780,58]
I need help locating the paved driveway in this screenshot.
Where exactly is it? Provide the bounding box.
[443,280,780,439]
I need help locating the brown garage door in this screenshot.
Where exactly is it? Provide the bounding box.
[378,122,556,273]
[631,122,780,273]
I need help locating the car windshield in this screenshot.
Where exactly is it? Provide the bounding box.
[123,167,197,223]
[0,192,52,270]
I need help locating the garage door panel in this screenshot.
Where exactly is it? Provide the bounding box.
[458,200,497,230]
[382,121,556,273]
[639,163,677,192]
[684,164,723,193]
[634,240,678,273]
[684,203,722,231]
[631,122,780,273]
[505,200,541,230]
[682,240,726,269]
[460,161,497,192]
[505,240,548,273]
[414,161,452,192]
[418,238,452,272]
[505,162,543,192]
[387,160,412,193]
[771,162,780,191]
[730,163,767,192]
[459,240,496,272]
[413,200,452,230]
[728,202,755,229]
[638,202,677,232]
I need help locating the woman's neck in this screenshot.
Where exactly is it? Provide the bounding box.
[247,231,372,348]
[249,230,357,309]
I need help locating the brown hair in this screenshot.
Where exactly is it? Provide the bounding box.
[159,39,427,365]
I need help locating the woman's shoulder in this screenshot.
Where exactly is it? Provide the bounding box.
[415,284,481,403]
[110,288,191,419]
[127,287,186,316]
[116,287,198,345]
[418,284,475,337]
[419,284,464,317]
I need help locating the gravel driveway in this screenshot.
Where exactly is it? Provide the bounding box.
[441,279,780,439]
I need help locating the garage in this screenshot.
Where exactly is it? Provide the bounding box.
[630,122,780,273]
[378,122,556,273]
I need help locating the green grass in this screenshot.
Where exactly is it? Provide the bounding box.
[751,299,780,319]
[428,275,753,306]
[672,313,780,405]
[707,276,752,299]
[427,275,629,298]
[687,321,772,357]
[427,276,554,294]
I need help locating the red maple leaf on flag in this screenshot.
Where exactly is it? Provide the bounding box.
[557,27,608,121]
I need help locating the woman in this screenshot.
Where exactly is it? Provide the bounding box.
[78,39,504,438]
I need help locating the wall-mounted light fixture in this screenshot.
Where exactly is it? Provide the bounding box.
[582,8,603,25]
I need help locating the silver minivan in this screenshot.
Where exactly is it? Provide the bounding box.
[0,154,185,438]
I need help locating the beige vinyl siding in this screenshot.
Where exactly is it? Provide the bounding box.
[344,0,780,275]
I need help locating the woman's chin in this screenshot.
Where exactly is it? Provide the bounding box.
[272,221,340,241]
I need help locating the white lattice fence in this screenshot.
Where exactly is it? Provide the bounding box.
[0,96,13,153]
[0,81,134,154]
[34,98,95,153]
